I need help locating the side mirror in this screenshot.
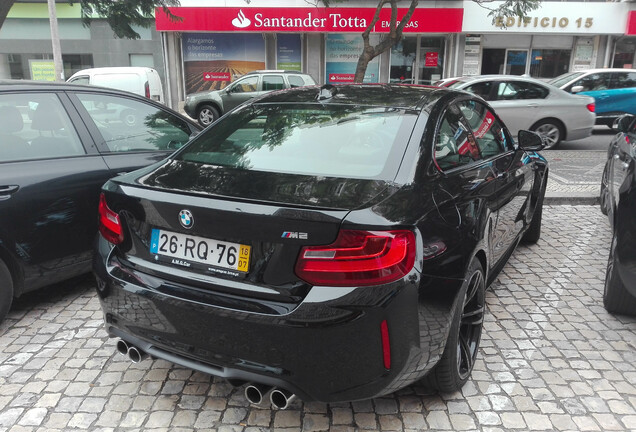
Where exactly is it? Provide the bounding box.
[517,130,545,151]
[571,85,584,93]
[615,114,634,133]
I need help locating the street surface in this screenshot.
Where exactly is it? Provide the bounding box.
[0,205,634,431]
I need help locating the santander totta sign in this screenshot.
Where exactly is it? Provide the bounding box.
[155,7,463,33]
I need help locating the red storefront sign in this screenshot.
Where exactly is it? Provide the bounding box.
[627,11,636,35]
[424,52,438,67]
[156,7,463,33]
[328,73,355,83]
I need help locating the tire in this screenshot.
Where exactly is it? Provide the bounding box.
[0,260,13,323]
[530,119,564,150]
[424,259,485,392]
[603,230,636,315]
[521,173,547,244]
[197,105,219,127]
[600,164,610,216]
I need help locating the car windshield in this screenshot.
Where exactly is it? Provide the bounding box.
[548,72,584,88]
[176,103,417,180]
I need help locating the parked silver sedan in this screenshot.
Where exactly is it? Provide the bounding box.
[446,75,596,149]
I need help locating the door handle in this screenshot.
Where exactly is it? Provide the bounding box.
[0,185,19,201]
[526,103,539,108]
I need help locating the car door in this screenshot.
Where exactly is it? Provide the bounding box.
[431,101,501,272]
[607,72,636,116]
[221,75,261,112]
[569,72,612,115]
[609,118,635,221]
[457,99,533,266]
[68,91,198,176]
[0,90,111,293]
[487,80,547,136]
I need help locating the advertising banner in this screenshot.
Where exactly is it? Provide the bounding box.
[276,34,301,71]
[157,7,463,33]
[182,33,265,94]
[424,52,439,67]
[325,34,379,84]
[29,60,56,81]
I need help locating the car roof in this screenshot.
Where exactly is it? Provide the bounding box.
[452,75,548,85]
[0,79,138,94]
[245,70,312,75]
[252,83,448,110]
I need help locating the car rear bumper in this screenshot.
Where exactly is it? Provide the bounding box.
[93,239,463,402]
[566,124,594,141]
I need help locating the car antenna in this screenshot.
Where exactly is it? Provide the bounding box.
[316,84,337,101]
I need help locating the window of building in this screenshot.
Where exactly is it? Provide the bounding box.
[529,49,571,78]
[130,54,155,69]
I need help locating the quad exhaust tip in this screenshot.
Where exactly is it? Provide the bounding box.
[244,383,273,405]
[116,339,149,363]
[270,387,296,410]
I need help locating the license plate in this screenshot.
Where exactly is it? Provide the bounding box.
[150,229,250,273]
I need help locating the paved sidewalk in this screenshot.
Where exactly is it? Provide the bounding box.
[542,151,606,205]
[0,205,634,431]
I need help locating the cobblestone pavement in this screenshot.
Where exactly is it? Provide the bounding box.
[542,151,606,196]
[1,206,635,431]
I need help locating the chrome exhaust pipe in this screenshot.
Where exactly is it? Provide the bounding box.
[270,388,296,410]
[127,346,149,363]
[116,339,130,356]
[245,383,274,405]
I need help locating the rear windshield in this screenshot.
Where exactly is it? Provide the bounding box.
[177,103,417,180]
[548,72,584,88]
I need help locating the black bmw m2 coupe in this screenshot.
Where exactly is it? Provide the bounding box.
[94,84,548,405]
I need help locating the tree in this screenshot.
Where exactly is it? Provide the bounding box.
[313,0,541,82]
[0,0,181,40]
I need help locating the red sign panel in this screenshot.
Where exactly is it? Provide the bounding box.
[203,72,232,82]
[156,7,463,33]
[474,111,496,139]
[424,52,438,67]
[328,73,355,83]
[628,11,636,35]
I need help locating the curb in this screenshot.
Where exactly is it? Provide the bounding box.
[544,194,599,206]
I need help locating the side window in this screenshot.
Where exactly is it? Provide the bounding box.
[262,75,285,91]
[0,93,85,162]
[571,73,611,92]
[611,72,636,89]
[459,100,508,158]
[76,93,191,153]
[288,75,306,88]
[513,82,549,99]
[495,82,521,100]
[464,82,494,100]
[232,76,259,93]
[434,104,481,171]
[69,76,90,85]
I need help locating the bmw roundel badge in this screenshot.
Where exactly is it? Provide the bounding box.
[179,209,194,229]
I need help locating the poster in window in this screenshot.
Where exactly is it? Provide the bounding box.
[325,34,380,84]
[182,33,265,94]
[424,52,439,67]
[277,34,302,71]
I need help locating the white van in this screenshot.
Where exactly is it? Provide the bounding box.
[67,67,164,103]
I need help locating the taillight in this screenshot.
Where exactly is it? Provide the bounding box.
[586,103,595,113]
[144,81,150,99]
[295,230,416,287]
[98,193,124,245]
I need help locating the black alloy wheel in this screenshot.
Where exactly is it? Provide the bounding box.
[0,260,13,323]
[424,259,485,392]
[600,165,610,216]
[603,230,636,315]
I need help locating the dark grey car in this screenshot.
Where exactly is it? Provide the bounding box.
[183,70,316,126]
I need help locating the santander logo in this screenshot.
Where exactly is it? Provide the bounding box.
[232,10,251,28]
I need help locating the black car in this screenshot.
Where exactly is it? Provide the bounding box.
[600,115,636,315]
[94,84,548,404]
[0,80,200,322]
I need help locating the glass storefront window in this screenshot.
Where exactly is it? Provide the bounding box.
[276,34,302,71]
[390,37,417,84]
[505,50,527,75]
[614,40,636,69]
[529,49,571,78]
[418,37,444,85]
